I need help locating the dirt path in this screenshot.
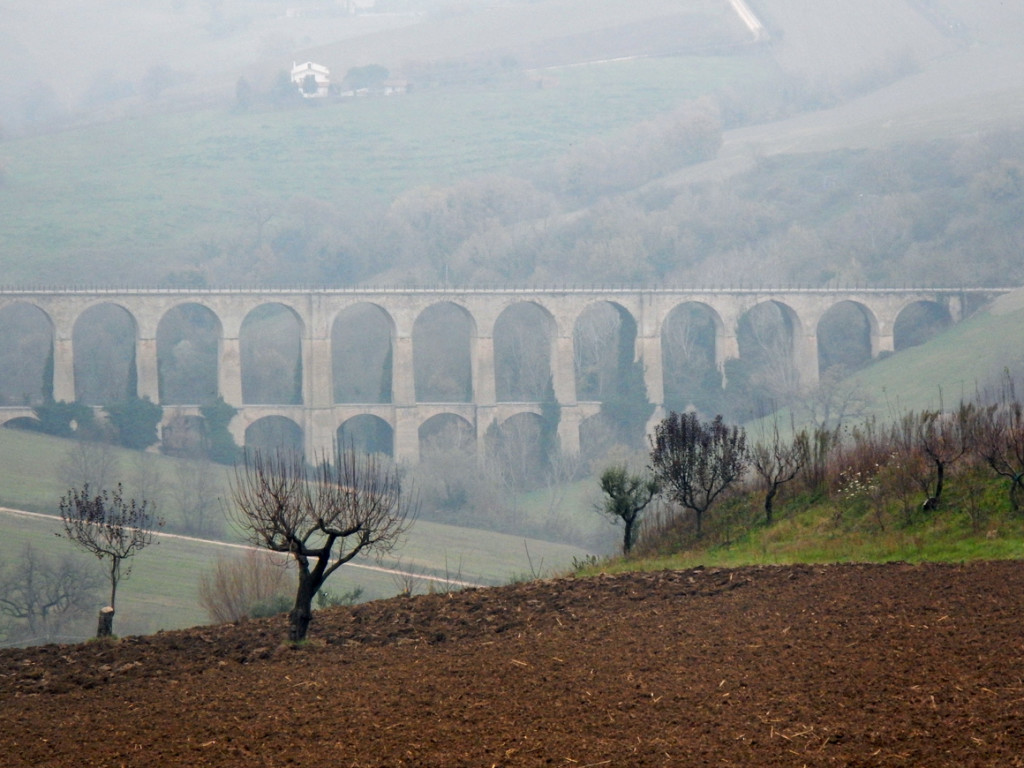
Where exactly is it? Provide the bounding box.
[2,560,1022,766]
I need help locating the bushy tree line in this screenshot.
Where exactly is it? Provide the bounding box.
[30,396,162,451]
[166,121,1024,293]
[602,381,1024,556]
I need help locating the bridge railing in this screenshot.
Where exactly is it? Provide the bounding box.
[0,284,1015,296]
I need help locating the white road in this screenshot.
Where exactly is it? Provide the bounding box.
[728,0,767,41]
[0,506,484,589]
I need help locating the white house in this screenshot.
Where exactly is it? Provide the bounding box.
[290,61,331,98]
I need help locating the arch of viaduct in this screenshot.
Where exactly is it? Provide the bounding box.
[0,287,1003,462]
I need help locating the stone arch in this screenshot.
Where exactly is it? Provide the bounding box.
[413,302,475,403]
[893,300,952,351]
[161,413,206,458]
[0,302,54,407]
[817,301,878,377]
[245,415,304,457]
[332,303,394,404]
[487,411,548,490]
[735,300,802,415]
[573,301,638,402]
[240,303,303,405]
[418,412,475,457]
[157,303,222,406]
[1,415,42,431]
[338,414,394,457]
[494,301,555,402]
[661,301,723,414]
[73,303,138,405]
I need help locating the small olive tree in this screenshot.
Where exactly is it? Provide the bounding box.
[598,465,659,554]
[230,448,416,642]
[58,483,162,637]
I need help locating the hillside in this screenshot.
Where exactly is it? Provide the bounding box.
[1,561,1022,766]
[1,0,1022,287]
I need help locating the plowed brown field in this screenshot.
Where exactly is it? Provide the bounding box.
[2,561,1023,767]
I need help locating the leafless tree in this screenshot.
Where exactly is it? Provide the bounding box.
[230,448,417,641]
[750,420,809,525]
[738,301,801,405]
[494,305,552,402]
[891,403,975,511]
[541,449,583,518]
[59,438,117,494]
[0,543,101,644]
[58,483,162,637]
[797,366,870,431]
[974,400,1024,512]
[171,459,222,537]
[197,550,291,624]
[126,452,167,518]
[573,303,625,401]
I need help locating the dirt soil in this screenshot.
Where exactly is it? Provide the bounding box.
[2,561,1023,767]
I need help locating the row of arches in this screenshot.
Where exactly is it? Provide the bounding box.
[244,412,529,459]
[0,296,953,409]
[247,409,599,471]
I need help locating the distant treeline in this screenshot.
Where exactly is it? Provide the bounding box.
[171,120,1024,291]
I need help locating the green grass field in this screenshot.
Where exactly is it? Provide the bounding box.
[828,292,1024,421]
[0,53,774,285]
[0,505,590,644]
[0,427,592,644]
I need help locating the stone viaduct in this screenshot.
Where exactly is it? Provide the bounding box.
[0,286,1004,462]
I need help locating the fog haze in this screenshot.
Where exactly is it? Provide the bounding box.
[1,0,1023,288]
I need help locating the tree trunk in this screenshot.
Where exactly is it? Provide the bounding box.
[764,484,779,525]
[933,460,945,506]
[288,570,317,642]
[97,606,115,638]
[1011,475,1024,512]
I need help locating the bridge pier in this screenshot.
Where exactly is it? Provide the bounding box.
[796,331,819,389]
[52,336,75,402]
[137,338,160,402]
[219,337,243,406]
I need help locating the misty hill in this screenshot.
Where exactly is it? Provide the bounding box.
[1,0,1023,288]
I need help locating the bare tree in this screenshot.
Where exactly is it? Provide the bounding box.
[171,459,222,537]
[0,543,101,644]
[197,550,291,624]
[650,412,748,537]
[230,448,416,641]
[974,400,1024,512]
[737,302,801,406]
[915,404,975,510]
[750,420,810,525]
[573,303,625,401]
[126,452,167,519]
[797,366,870,431]
[598,465,659,554]
[59,438,117,493]
[57,483,162,637]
